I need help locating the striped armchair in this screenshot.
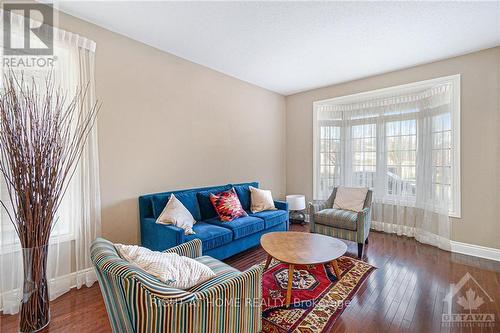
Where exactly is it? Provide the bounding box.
[308,187,372,258]
[91,238,262,333]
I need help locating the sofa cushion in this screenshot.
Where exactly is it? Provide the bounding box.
[196,185,232,220]
[203,216,265,240]
[314,209,358,231]
[187,255,241,292]
[185,221,233,252]
[232,183,257,211]
[153,191,201,221]
[250,210,288,229]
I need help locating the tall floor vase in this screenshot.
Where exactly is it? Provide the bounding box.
[19,245,50,333]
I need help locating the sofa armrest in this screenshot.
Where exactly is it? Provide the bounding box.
[274,200,288,211]
[140,217,184,251]
[356,207,372,242]
[308,201,327,231]
[163,239,202,258]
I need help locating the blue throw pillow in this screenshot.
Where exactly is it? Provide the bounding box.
[232,182,258,211]
[196,185,232,220]
[233,185,252,211]
[153,191,201,221]
[174,191,201,221]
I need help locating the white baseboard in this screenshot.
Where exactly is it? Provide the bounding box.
[369,220,500,262]
[0,267,97,314]
[450,241,500,262]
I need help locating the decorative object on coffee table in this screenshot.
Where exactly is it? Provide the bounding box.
[0,74,99,332]
[261,254,375,333]
[286,194,306,225]
[261,231,347,307]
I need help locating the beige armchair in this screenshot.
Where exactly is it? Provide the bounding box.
[308,187,372,258]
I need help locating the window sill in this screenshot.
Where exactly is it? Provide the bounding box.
[0,234,75,255]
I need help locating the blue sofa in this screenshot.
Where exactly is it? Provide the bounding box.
[139,182,289,260]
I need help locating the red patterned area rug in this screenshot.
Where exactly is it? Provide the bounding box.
[261,256,375,333]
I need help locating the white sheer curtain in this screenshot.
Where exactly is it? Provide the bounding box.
[0,11,101,314]
[314,83,454,250]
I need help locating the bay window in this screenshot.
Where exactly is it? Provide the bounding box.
[313,75,460,218]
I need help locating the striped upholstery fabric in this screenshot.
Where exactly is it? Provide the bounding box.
[163,238,202,258]
[313,209,358,230]
[91,238,262,333]
[309,188,372,244]
[313,223,359,242]
[357,207,372,242]
[195,255,239,275]
[188,256,241,292]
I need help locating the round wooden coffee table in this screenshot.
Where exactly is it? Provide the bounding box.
[260,231,347,307]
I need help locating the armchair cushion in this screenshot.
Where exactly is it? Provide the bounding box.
[314,208,358,231]
[333,186,368,212]
[185,221,233,252]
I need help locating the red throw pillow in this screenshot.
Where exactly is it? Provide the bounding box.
[209,188,248,222]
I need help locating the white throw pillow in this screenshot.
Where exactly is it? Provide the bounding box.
[333,186,368,212]
[115,244,216,289]
[156,194,196,235]
[249,186,276,213]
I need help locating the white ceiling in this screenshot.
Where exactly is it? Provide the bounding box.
[55,1,500,95]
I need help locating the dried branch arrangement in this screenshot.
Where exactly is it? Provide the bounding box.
[0,72,99,332]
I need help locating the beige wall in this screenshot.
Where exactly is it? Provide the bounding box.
[57,10,499,250]
[286,47,500,250]
[57,13,286,245]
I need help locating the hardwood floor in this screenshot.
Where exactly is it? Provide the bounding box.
[1,224,499,332]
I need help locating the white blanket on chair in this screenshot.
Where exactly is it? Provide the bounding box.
[115,244,215,289]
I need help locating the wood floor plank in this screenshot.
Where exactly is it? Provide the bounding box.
[1,224,499,332]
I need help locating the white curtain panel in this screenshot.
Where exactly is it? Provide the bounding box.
[315,84,452,251]
[0,11,101,314]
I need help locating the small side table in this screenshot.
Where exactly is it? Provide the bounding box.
[286,194,306,226]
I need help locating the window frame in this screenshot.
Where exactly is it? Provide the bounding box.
[313,74,461,218]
